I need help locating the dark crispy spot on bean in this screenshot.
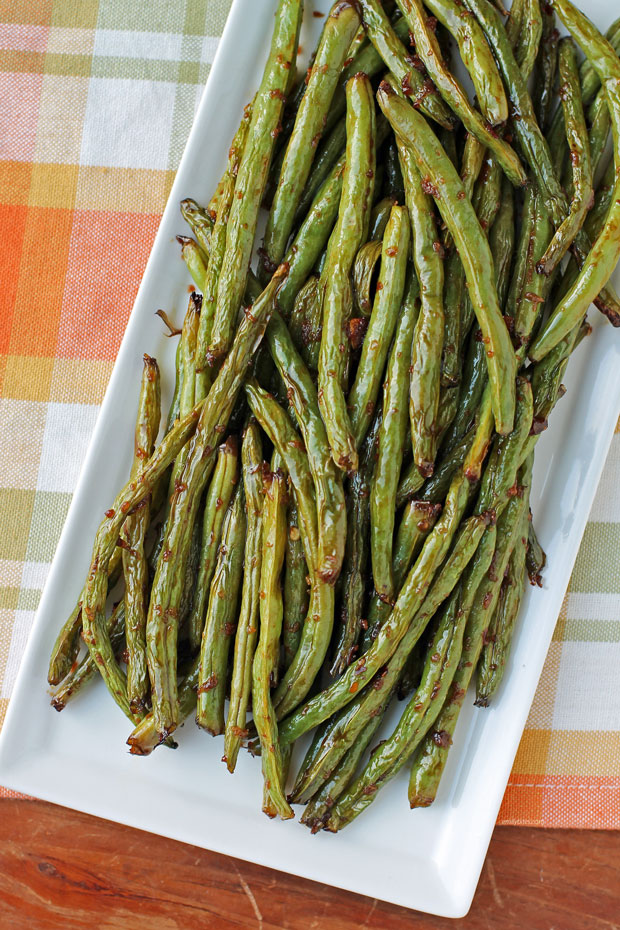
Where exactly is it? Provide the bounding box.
[197,675,218,694]
[432,729,452,748]
[347,317,368,350]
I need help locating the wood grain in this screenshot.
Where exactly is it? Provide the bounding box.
[1,801,619,930]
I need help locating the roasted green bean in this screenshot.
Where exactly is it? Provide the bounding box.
[348,205,411,447]
[319,72,376,472]
[224,423,264,772]
[197,483,246,735]
[378,80,517,436]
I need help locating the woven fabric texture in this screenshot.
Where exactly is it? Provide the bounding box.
[0,0,618,827]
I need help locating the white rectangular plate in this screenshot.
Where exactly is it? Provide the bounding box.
[1,0,619,918]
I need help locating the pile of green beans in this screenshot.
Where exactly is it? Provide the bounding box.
[49,0,620,831]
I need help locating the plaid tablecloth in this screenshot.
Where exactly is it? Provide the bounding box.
[1,0,619,828]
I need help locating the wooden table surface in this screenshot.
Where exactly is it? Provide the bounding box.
[1,800,618,929]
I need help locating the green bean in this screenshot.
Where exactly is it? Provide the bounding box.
[408,490,528,808]
[352,240,383,318]
[261,1,361,276]
[273,575,335,718]
[461,382,495,483]
[441,248,464,387]
[280,119,392,322]
[346,0,454,130]
[279,165,345,319]
[440,333,487,456]
[536,39,594,277]
[370,196,399,241]
[529,0,620,360]
[252,467,293,820]
[370,275,419,602]
[289,517,484,806]
[147,303,201,676]
[502,40,619,327]
[423,0,508,125]
[180,521,202,628]
[392,503,442,594]
[417,437,470,509]
[180,198,213,255]
[526,514,546,586]
[271,64,312,176]
[267,310,347,584]
[395,459,425,508]
[164,329,184,432]
[579,17,620,107]
[245,379,318,573]
[438,382,471,449]
[289,635,404,805]
[295,118,347,225]
[463,0,566,224]
[397,144,445,475]
[288,275,322,372]
[245,379,339,714]
[325,581,467,829]
[48,560,118,687]
[79,397,207,720]
[378,81,517,436]
[144,268,286,737]
[316,502,488,805]
[282,500,308,671]
[331,413,382,676]
[167,294,199,494]
[177,235,208,293]
[396,638,426,702]
[389,0,526,186]
[209,0,302,359]
[584,156,615,243]
[187,437,239,653]
[514,195,554,348]
[476,493,530,706]
[224,423,265,772]
[506,0,525,46]
[587,86,612,177]
[263,741,293,820]
[319,72,376,472]
[514,0,542,81]
[437,385,467,442]
[504,187,536,324]
[197,102,252,378]
[51,600,125,712]
[477,377,533,513]
[489,176,515,310]
[404,396,484,507]
[278,397,494,745]
[49,321,183,690]
[385,139,406,202]
[303,15,444,139]
[522,321,581,461]
[300,711,387,832]
[460,133,486,203]
[534,1,560,131]
[121,354,161,714]
[128,655,199,756]
[472,153,502,235]
[348,205,411,448]
[196,483,246,735]
[291,720,330,803]
[345,19,368,60]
